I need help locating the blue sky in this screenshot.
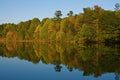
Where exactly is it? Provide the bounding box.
[0,0,120,24]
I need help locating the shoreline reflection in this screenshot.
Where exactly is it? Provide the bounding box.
[0,42,120,78]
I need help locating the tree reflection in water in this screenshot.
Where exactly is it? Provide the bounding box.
[0,42,120,78]
[67,66,73,72]
[54,64,62,72]
[115,73,120,80]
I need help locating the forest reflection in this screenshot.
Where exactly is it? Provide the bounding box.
[0,42,120,78]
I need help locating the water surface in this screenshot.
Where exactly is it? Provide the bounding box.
[0,42,120,80]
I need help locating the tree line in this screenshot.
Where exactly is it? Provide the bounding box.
[0,4,120,43]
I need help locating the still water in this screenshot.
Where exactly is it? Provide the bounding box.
[0,42,120,80]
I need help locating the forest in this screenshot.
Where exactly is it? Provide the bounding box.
[0,4,120,43]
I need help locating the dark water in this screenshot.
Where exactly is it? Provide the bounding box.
[0,42,120,80]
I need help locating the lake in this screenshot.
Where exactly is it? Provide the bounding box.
[0,42,120,80]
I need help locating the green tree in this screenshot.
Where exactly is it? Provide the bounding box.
[17,21,31,40]
[39,19,50,41]
[33,24,42,40]
[28,18,40,39]
[54,10,62,19]
[114,3,120,11]
[67,11,73,16]
[76,24,95,43]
